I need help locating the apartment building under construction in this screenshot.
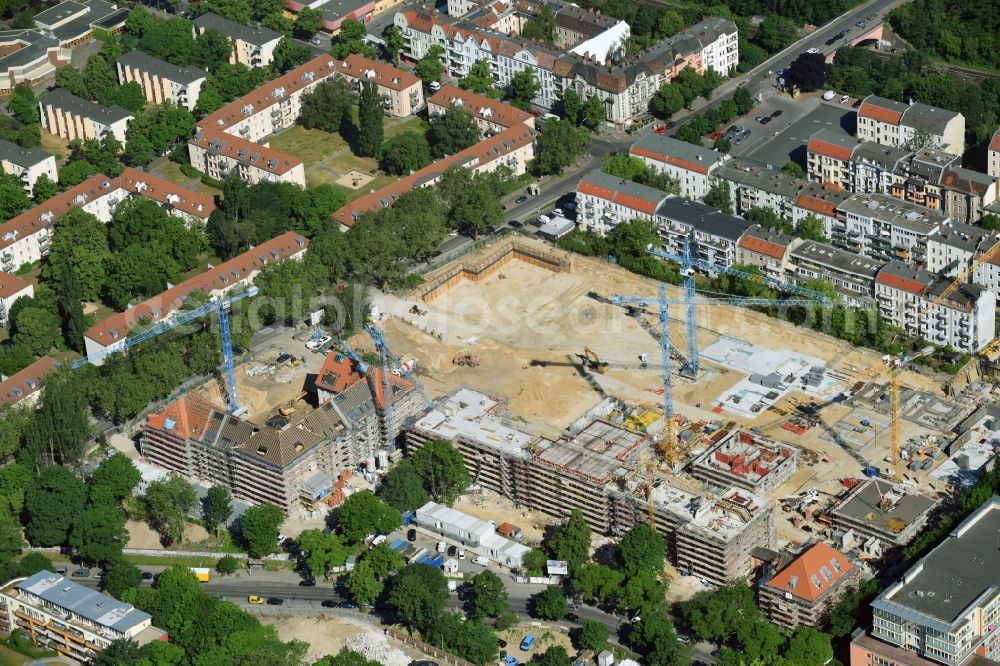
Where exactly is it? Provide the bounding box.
[690,430,798,496]
[405,388,776,584]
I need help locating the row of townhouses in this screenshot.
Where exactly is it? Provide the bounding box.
[393,7,738,126]
[574,166,997,352]
[806,127,997,224]
[188,53,423,186]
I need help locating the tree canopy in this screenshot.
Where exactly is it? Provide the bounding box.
[409,440,470,504]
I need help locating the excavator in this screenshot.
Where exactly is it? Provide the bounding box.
[279,390,308,417]
[582,347,609,374]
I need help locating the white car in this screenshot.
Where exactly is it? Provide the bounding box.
[840,94,850,104]
[306,335,332,351]
[552,208,564,217]
[437,541,447,553]
[458,548,465,559]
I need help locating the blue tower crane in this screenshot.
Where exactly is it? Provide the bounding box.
[337,339,369,374]
[364,323,396,452]
[73,287,259,414]
[646,243,832,378]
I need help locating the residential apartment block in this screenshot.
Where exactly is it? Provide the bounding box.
[192,13,281,68]
[428,84,535,135]
[39,88,131,144]
[0,571,165,662]
[989,128,1000,179]
[830,479,939,551]
[0,355,59,409]
[836,193,948,268]
[334,54,424,118]
[630,133,730,199]
[575,169,667,236]
[806,129,857,190]
[856,94,965,156]
[927,222,1000,296]
[117,51,205,112]
[0,139,56,193]
[875,261,994,353]
[715,157,808,218]
[735,225,801,281]
[759,542,859,629]
[850,497,1000,666]
[786,240,884,308]
[689,430,797,496]
[406,389,776,586]
[394,11,737,126]
[0,271,32,327]
[84,232,308,358]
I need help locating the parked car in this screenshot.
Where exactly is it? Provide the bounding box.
[552,208,563,217]
[72,568,89,578]
[509,220,524,229]
[306,335,332,351]
[321,599,338,608]
[515,195,529,204]
[266,598,285,606]
[248,595,265,605]
[310,37,321,45]
[141,571,153,580]
[407,528,417,541]
[654,124,667,134]
[760,117,771,125]
[770,110,783,118]
[840,94,850,104]
[447,545,457,557]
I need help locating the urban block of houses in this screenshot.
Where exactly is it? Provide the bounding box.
[927,221,1000,296]
[83,231,308,359]
[38,87,132,144]
[393,10,737,126]
[0,271,33,328]
[427,84,535,135]
[787,239,884,308]
[836,193,948,268]
[188,53,421,187]
[630,133,730,199]
[0,356,60,409]
[0,139,56,193]
[735,225,801,282]
[332,120,537,228]
[116,50,206,112]
[0,570,165,662]
[714,156,809,219]
[856,94,966,156]
[0,168,215,275]
[850,497,1000,666]
[286,0,406,34]
[192,13,282,68]
[758,541,859,629]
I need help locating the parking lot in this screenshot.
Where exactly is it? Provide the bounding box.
[739,97,857,167]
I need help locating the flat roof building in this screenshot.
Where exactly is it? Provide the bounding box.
[413,501,529,567]
[830,479,939,549]
[851,497,1000,666]
[787,239,884,307]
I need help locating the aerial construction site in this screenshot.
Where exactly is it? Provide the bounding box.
[374,236,991,586]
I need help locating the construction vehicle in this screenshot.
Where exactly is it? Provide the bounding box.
[279,390,308,416]
[582,347,609,373]
[452,354,481,366]
[73,287,259,414]
[409,304,427,316]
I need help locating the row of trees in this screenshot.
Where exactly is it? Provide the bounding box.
[888,0,1000,71]
[650,66,724,120]
[660,86,755,146]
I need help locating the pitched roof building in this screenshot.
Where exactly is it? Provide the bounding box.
[116,51,206,112]
[192,13,282,68]
[630,133,730,199]
[0,355,60,409]
[428,84,534,135]
[0,139,57,193]
[759,542,860,629]
[0,271,33,327]
[857,94,966,156]
[38,88,132,144]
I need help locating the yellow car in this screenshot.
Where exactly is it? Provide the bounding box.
[248,595,264,605]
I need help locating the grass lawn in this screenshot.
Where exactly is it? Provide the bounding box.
[176,251,225,283]
[269,125,350,164]
[0,644,29,666]
[152,161,222,198]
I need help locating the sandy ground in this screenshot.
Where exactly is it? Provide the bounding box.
[498,623,575,664]
[126,519,210,550]
[454,490,555,545]
[268,617,435,664]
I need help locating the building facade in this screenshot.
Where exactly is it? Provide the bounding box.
[0,139,56,193]
[786,239,884,308]
[575,169,667,236]
[715,157,807,218]
[856,95,966,157]
[735,225,801,281]
[192,13,281,68]
[0,271,32,327]
[989,129,1000,179]
[759,542,859,629]
[630,133,730,199]
[427,84,535,135]
[0,355,59,409]
[116,51,205,112]
[39,88,131,143]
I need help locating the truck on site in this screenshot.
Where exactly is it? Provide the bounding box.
[190,567,211,582]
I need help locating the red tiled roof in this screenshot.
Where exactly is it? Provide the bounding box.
[316,351,366,394]
[859,101,903,126]
[0,174,116,252]
[808,137,853,162]
[764,542,854,603]
[794,193,838,217]
[338,54,420,92]
[739,233,786,260]
[428,85,532,130]
[146,393,222,440]
[0,271,31,298]
[991,130,1000,152]
[630,145,710,175]
[191,131,302,176]
[577,179,660,215]
[117,168,215,220]
[84,231,309,348]
[370,368,414,411]
[333,124,536,227]
[876,270,926,295]
[0,355,60,409]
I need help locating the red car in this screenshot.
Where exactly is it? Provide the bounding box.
[655,124,667,134]
[710,130,723,140]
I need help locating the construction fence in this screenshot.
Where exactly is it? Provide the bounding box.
[385,627,477,666]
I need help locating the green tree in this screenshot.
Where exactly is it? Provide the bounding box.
[356,81,384,158]
[45,208,109,301]
[193,28,233,73]
[82,54,119,105]
[203,485,233,536]
[18,552,53,577]
[781,161,806,178]
[387,563,449,634]
[673,67,705,108]
[88,452,141,508]
[561,89,582,124]
[619,569,666,610]
[215,555,240,575]
[93,638,142,666]
[618,523,666,577]
[733,86,754,115]
[797,213,828,242]
[632,606,690,665]
[546,509,590,570]
[827,578,880,638]
[705,180,733,214]
[347,559,382,607]
[470,570,508,618]
[330,19,377,59]
[679,582,757,643]
[427,107,481,158]
[582,95,605,129]
[658,10,684,37]
[572,562,624,604]
[7,85,37,126]
[0,172,30,219]
[314,647,382,666]
[144,475,197,546]
[0,511,24,557]
[410,440,470,504]
[757,14,798,52]
[103,559,142,599]
[510,68,539,110]
[532,585,567,619]
[378,459,430,511]
[713,137,731,153]
[521,4,555,42]
[577,620,609,653]
[530,646,570,666]
[21,370,91,467]
[57,262,87,354]
[381,133,432,175]
[337,491,401,543]
[273,37,312,73]
[0,409,29,466]
[31,173,58,202]
[523,547,548,576]
[460,59,499,98]
[240,504,284,557]
[415,45,446,83]
[24,465,87,546]
[294,8,323,39]
[781,626,833,666]
[297,529,349,579]
[383,25,404,65]
[12,306,59,355]
[532,119,588,175]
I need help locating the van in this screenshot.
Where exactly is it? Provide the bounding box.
[472,555,488,566]
[822,90,836,100]
[429,80,441,92]
[371,534,387,547]
[541,113,559,123]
